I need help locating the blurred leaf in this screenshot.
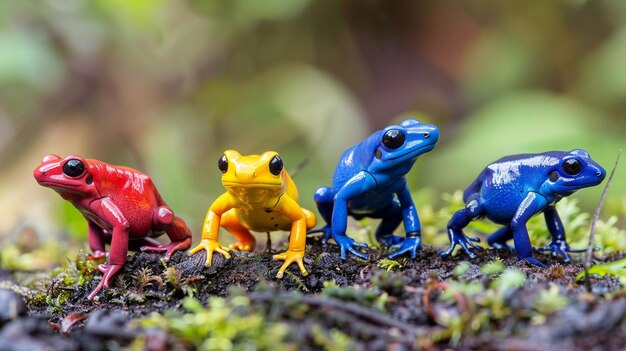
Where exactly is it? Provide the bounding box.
[576,257,626,280]
[95,0,166,31]
[578,26,626,106]
[462,31,542,103]
[192,0,311,28]
[0,30,63,90]
[60,201,88,240]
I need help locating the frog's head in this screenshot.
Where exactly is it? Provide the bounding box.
[368,119,439,174]
[218,150,286,201]
[34,154,98,198]
[546,149,606,195]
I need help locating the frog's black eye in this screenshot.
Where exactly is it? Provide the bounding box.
[62,159,85,178]
[562,159,583,176]
[382,130,405,149]
[218,155,228,173]
[269,155,283,176]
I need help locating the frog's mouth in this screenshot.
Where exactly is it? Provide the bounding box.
[222,181,282,188]
[387,143,436,161]
[562,181,602,188]
[36,180,81,188]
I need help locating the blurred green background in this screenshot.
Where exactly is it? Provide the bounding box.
[1,0,625,254]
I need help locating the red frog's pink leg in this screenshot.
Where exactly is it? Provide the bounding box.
[87,197,129,300]
[140,206,192,261]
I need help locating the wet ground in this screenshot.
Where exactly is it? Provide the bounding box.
[1,238,624,350]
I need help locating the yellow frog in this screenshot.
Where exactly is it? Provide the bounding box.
[189,150,316,277]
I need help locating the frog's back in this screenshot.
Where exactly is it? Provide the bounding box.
[89,161,160,205]
[331,132,380,189]
[477,152,563,222]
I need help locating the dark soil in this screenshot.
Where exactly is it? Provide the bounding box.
[1,238,625,351]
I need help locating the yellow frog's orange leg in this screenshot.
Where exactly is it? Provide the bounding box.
[221,210,256,251]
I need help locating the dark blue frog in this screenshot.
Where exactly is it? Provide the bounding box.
[441,149,606,267]
[313,119,439,260]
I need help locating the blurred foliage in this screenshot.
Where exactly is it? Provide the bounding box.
[136,295,292,351]
[0,0,624,250]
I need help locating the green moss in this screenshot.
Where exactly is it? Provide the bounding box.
[137,295,292,351]
[480,259,505,275]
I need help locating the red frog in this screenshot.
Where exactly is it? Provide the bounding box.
[34,154,192,299]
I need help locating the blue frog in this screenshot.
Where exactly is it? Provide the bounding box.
[441,149,606,267]
[312,119,439,260]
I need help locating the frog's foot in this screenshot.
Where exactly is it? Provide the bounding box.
[489,242,516,253]
[89,263,123,300]
[440,231,483,259]
[141,237,192,262]
[307,225,333,245]
[88,250,107,261]
[388,235,421,259]
[522,256,548,269]
[379,234,405,246]
[536,241,587,262]
[273,249,308,278]
[229,241,255,252]
[333,234,369,260]
[188,239,231,267]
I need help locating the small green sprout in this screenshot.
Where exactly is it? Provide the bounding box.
[453,261,471,277]
[378,258,405,272]
[531,285,569,324]
[491,268,526,291]
[480,259,505,275]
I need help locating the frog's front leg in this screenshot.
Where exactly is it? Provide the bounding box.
[388,185,422,259]
[188,193,233,267]
[273,195,310,278]
[511,192,549,268]
[536,206,585,262]
[441,194,484,259]
[311,186,334,244]
[331,172,375,260]
[87,197,130,300]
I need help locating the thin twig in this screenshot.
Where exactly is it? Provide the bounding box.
[584,149,621,292]
[248,292,418,336]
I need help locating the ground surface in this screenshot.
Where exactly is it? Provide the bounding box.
[0,237,625,350]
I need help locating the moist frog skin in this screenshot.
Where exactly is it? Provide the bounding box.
[312,119,439,260]
[189,150,316,278]
[34,154,192,299]
[441,149,606,267]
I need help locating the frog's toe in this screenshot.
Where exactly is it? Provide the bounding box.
[523,256,548,268]
[388,236,421,259]
[380,234,404,246]
[308,226,332,245]
[229,242,254,251]
[490,242,515,253]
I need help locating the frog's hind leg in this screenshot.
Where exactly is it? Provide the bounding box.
[487,226,514,252]
[310,186,334,243]
[87,222,108,260]
[141,206,192,262]
[373,200,404,246]
[441,194,484,258]
[221,210,256,251]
